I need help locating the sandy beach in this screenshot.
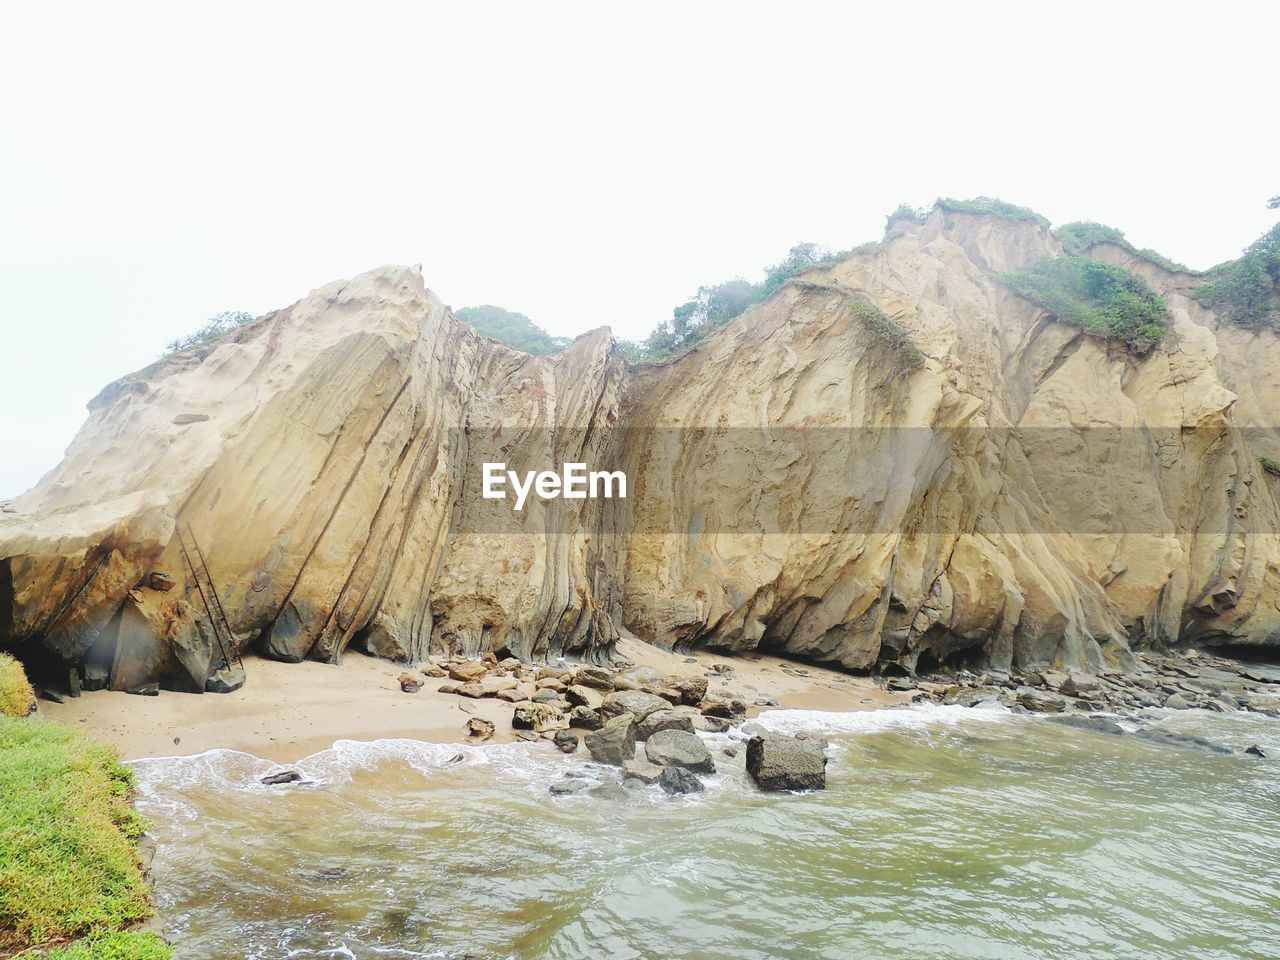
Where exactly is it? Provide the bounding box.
[36,638,907,763]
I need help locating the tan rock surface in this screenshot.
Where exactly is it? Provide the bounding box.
[3,208,1279,693]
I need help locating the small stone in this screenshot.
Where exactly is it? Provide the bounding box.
[513,730,539,742]
[569,705,603,730]
[436,681,460,694]
[658,766,704,795]
[261,770,303,785]
[549,777,589,796]
[574,666,615,690]
[693,715,732,734]
[1164,692,1193,710]
[421,665,447,678]
[465,717,495,742]
[448,661,488,683]
[126,683,160,697]
[532,688,558,703]
[1245,744,1268,758]
[622,758,665,784]
[398,672,422,693]
[455,682,486,699]
[553,730,579,754]
[565,684,605,709]
[147,571,176,592]
[41,689,65,704]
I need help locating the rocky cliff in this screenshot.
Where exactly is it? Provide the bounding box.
[3,205,1278,692]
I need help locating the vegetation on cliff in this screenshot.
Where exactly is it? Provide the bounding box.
[163,310,255,355]
[998,256,1169,353]
[0,651,36,717]
[1196,223,1280,329]
[455,305,571,356]
[0,715,168,957]
[936,196,1049,227]
[618,243,851,363]
[1055,221,1193,274]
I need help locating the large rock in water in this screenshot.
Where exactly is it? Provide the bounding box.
[746,733,827,792]
[584,714,636,766]
[3,203,1280,691]
[644,729,716,774]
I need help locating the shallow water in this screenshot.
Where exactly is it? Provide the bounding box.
[131,706,1280,960]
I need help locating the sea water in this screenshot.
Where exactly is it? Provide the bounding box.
[130,705,1280,960]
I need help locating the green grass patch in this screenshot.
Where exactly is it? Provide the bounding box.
[1055,221,1193,274]
[1260,456,1280,477]
[42,930,172,959]
[0,653,36,718]
[999,256,1169,354]
[936,196,1049,227]
[1196,223,1280,329]
[0,718,155,952]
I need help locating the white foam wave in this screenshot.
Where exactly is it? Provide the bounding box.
[748,702,1018,736]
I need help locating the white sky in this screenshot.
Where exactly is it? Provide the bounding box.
[2,1,1277,498]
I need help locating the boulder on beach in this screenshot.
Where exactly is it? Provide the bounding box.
[599,689,670,722]
[636,708,695,741]
[584,714,636,766]
[569,705,603,730]
[745,732,826,791]
[512,702,562,733]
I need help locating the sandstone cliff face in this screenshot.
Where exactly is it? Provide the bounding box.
[2,207,1278,691]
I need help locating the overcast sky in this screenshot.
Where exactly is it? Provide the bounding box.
[2,1,1276,498]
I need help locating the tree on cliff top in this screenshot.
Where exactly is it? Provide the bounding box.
[454,305,570,356]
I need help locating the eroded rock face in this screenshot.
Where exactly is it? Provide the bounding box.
[3,207,1280,693]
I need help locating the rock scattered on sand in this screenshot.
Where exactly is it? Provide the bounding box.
[512,702,563,733]
[398,672,422,693]
[261,770,303,785]
[465,717,495,742]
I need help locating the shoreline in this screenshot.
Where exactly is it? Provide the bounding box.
[37,638,908,763]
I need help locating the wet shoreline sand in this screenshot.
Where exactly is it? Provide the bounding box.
[38,638,908,763]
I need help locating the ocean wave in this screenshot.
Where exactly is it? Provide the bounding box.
[749,701,1018,736]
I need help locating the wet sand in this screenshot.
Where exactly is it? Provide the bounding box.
[38,638,906,763]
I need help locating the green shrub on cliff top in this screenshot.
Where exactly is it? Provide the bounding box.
[454,305,571,356]
[0,719,155,952]
[0,652,36,717]
[999,256,1169,354]
[1196,223,1280,329]
[1055,221,1193,274]
[937,196,1050,227]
